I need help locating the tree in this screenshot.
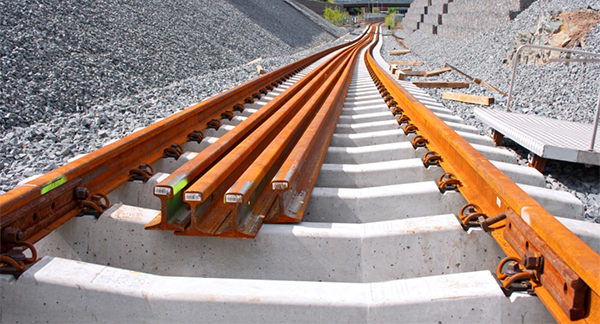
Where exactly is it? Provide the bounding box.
[323,6,349,26]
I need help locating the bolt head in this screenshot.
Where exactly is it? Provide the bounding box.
[74,187,89,200]
[2,227,22,243]
[523,252,543,270]
[506,261,521,275]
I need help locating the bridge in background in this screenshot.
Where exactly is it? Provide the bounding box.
[334,0,413,8]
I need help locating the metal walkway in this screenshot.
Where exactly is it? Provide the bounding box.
[475,108,600,168]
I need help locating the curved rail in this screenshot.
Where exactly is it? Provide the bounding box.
[146,26,376,236]
[364,28,600,323]
[1,22,599,323]
[0,29,372,251]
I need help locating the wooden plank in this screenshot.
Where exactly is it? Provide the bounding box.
[403,71,426,76]
[444,63,507,96]
[473,78,508,96]
[388,50,411,55]
[442,92,494,105]
[390,61,424,66]
[412,81,470,89]
[390,65,411,74]
[396,68,448,78]
[245,57,263,65]
[395,70,406,80]
[423,67,452,77]
[394,38,408,49]
[391,35,408,48]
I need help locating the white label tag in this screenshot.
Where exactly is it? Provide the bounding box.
[185,193,202,202]
[154,187,171,196]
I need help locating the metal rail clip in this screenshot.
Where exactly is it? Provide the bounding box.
[188,130,205,143]
[391,106,403,116]
[164,143,184,160]
[221,110,234,121]
[422,151,442,168]
[411,135,429,149]
[458,203,487,230]
[129,164,155,182]
[438,173,461,193]
[494,256,536,296]
[0,241,38,278]
[80,193,110,218]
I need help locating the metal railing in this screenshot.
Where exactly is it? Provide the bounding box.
[506,44,600,151]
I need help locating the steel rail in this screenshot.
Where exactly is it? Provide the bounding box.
[147,43,352,232]
[175,27,376,237]
[180,56,349,236]
[184,44,356,203]
[220,51,358,234]
[144,29,374,235]
[0,34,366,253]
[267,32,376,223]
[226,28,370,227]
[365,30,600,323]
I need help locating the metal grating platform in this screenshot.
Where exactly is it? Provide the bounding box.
[475,107,600,166]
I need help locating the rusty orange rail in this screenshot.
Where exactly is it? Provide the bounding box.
[146,26,376,237]
[364,30,599,323]
[0,32,367,254]
[224,47,360,229]
[1,22,598,323]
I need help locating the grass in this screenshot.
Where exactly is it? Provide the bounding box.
[323,6,350,26]
[385,14,394,29]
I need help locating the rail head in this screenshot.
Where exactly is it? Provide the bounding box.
[0,33,367,252]
[365,35,600,323]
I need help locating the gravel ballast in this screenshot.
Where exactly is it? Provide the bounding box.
[385,0,600,221]
[0,0,354,194]
[4,0,596,222]
[0,0,342,131]
[0,35,358,194]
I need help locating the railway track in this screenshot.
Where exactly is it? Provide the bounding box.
[1,25,599,323]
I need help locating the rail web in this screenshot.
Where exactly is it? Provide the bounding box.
[0,25,598,323]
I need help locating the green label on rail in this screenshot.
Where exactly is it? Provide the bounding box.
[41,175,67,195]
[172,178,188,196]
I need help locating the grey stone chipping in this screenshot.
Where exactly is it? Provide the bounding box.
[382,0,600,221]
[0,0,353,194]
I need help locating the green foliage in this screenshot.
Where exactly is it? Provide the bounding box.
[385,14,394,29]
[323,6,349,26]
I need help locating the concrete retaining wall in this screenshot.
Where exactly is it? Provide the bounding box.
[402,0,538,40]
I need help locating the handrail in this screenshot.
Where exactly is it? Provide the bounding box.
[506,44,600,151]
